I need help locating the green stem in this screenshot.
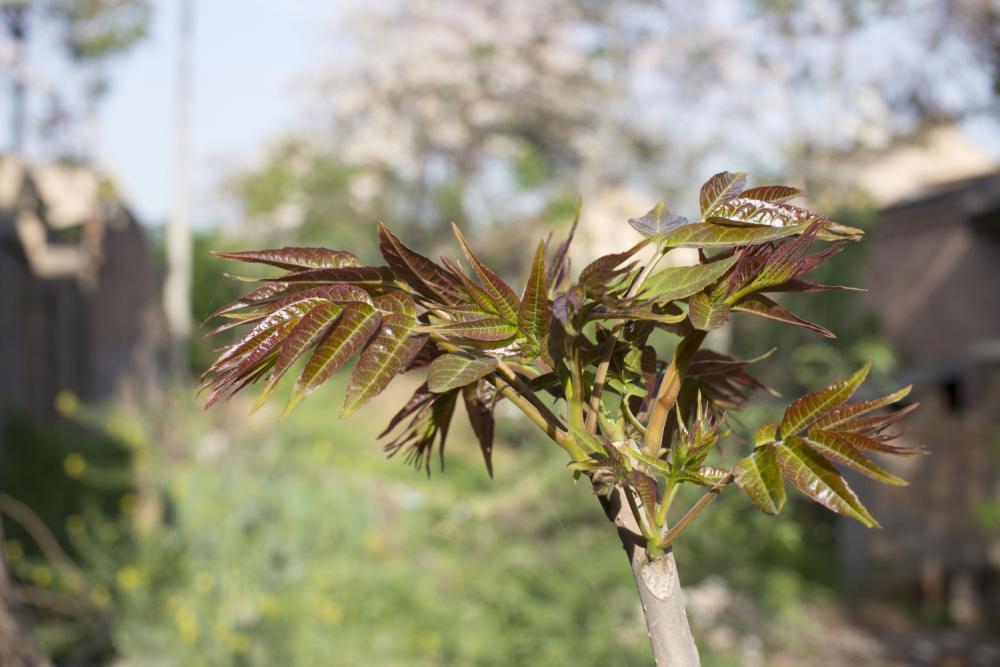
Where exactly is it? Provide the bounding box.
[655,478,679,529]
[659,472,734,549]
[584,249,665,433]
[642,329,707,456]
[488,376,584,460]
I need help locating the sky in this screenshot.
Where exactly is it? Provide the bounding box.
[6,0,1000,229]
[7,0,339,227]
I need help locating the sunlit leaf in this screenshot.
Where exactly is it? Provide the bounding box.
[804,431,907,486]
[267,266,398,285]
[708,197,818,228]
[640,254,738,302]
[518,241,550,345]
[213,247,360,271]
[433,317,519,343]
[688,293,730,331]
[253,300,344,411]
[661,221,809,249]
[378,223,464,304]
[836,403,918,436]
[700,171,748,215]
[810,386,912,431]
[780,361,871,436]
[732,293,835,338]
[427,353,499,393]
[628,202,688,239]
[813,428,927,457]
[451,224,520,321]
[775,436,878,527]
[733,445,786,515]
[440,257,500,316]
[342,296,421,417]
[739,185,803,203]
[284,303,381,415]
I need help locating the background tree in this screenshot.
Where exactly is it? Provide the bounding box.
[1,0,150,156]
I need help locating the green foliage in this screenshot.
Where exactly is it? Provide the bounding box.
[48,0,151,63]
[200,173,919,633]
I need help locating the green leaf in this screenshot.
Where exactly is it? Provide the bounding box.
[733,445,786,515]
[427,353,499,393]
[518,240,550,344]
[732,293,834,338]
[688,293,730,331]
[810,386,912,431]
[284,303,381,415]
[804,431,907,486]
[640,254,738,302]
[739,185,803,203]
[433,317,519,343]
[700,171,748,215]
[341,297,421,417]
[781,360,871,436]
[755,422,778,446]
[628,202,688,238]
[451,224,520,322]
[775,436,878,527]
[213,247,360,271]
[661,221,809,249]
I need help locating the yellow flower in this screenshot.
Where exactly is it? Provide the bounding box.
[55,390,78,416]
[89,585,111,608]
[116,566,142,591]
[363,529,384,555]
[64,453,86,478]
[3,539,23,561]
[311,440,334,461]
[259,595,280,618]
[193,571,213,593]
[30,565,52,587]
[65,514,85,534]
[119,494,137,514]
[228,633,251,652]
[317,600,343,625]
[174,607,199,643]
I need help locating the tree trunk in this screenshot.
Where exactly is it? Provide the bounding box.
[600,487,700,666]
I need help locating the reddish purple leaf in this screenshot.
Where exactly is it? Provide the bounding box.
[213,247,359,271]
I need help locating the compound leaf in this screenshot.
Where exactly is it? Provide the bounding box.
[733,445,786,515]
[781,360,871,436]
[427,353,498,393]
[775,436,878,527]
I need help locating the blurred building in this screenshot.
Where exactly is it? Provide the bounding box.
[841,130,1000,630]
[0,156,161,445]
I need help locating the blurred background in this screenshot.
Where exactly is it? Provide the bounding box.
[1,1,1000,665]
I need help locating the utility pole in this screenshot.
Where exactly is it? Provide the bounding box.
[2,1,28,155]
[164,0,194,376]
